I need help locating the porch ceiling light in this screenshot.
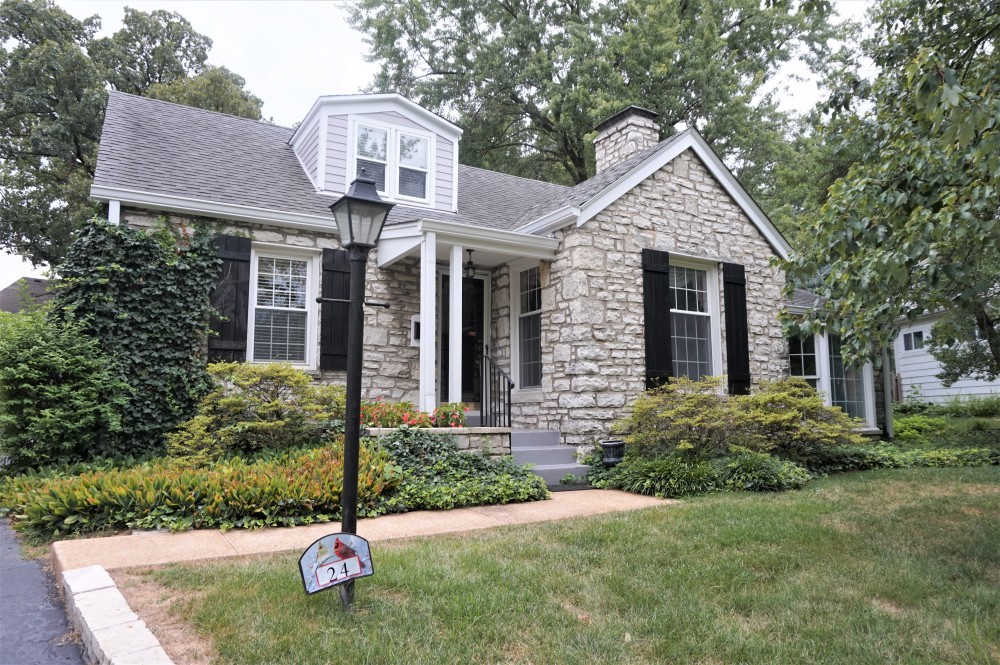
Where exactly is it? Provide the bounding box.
[464,249,476,279]
[329,173,395,248]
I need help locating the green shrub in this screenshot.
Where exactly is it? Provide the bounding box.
[894,415,949,441]
[965,395,1000,418]
[0,436,401,541]
[731,378,867,456]
[376,427,548,511]
[789,442,999,475]
[614,376,734,459]
[0,308,128,470]
[361,399,470,428]
[599,457,720,498]
[714,451,812,492]
[53,219,220,456]
[167,363,347,459]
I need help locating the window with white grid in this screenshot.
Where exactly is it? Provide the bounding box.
[252,256,310,364]
[669,265,712,380]
[518,266,542,388]
[788,335,819,389]
[828,335,866,420]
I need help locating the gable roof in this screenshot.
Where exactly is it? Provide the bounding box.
[92,93,790,259]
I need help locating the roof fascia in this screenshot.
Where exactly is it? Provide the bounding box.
[290,94,463,146]
[91,185,338,234]
[570,129,791,261]
[417,218,559,254]
[513,204,580,235]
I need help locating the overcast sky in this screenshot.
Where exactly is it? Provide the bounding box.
[0,0,872,289]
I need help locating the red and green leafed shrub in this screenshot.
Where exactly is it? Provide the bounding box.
[0,436,402,541]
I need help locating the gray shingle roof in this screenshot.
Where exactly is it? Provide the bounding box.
[787,288,824,311]
[94,93,570,231]
[512,132,687,227]
[0,277,51,313]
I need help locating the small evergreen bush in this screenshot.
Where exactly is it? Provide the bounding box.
[0,308,128,469]
[167,362,346,460]
[894,415,949,441]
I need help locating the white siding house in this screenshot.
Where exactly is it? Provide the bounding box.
[894,313,1000,402]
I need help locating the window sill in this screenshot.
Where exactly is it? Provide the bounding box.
[512,387,544,404]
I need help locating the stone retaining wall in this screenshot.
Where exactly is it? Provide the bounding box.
[364,427,511,458]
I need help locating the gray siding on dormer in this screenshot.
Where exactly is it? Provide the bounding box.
[297,119,321,185]
[323,110,456,210]
[435,136,454,211]
[325,114,348,193]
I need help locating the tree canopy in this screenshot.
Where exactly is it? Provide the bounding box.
[350,0,842,197]
[783,0,1000,380]
[0,0,264,267]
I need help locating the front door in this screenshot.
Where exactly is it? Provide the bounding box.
[440,275,486,404]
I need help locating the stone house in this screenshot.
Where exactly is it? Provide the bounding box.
[91,92,883,452]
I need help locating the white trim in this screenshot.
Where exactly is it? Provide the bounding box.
[514,205,579,236]
[90,185,337,233]
[246,246,319,370]
[448,245,463,404]
[290,94,463,147]
[375,219,559,268]
[419,231,438,411]
[107,200,121,225]
[810,333,876,428]
[513,129,792,261]
[510,260,542,389]
[668,257,723,378]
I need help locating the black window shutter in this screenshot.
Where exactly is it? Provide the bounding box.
[723,262,751,395]
[642,248,673,389]
[320,248,351,371]
[208,235,251,363]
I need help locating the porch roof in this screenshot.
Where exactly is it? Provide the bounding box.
[377,219,560,268]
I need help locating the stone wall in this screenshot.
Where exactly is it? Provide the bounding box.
[594,112,660,174]
[365,427,511,458]
[120,208,421,402]
[509,149,789,445]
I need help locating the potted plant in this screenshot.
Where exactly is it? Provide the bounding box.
[598,438,626,467]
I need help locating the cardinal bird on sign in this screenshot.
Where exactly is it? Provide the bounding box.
[335,537,367,570]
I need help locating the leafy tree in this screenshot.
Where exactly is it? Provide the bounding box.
[147,66,263,120]
[783,0,1000,380]
[0,0,262,267]
[350,0,842,191]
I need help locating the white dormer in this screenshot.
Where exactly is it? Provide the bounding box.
[289,94,462,213]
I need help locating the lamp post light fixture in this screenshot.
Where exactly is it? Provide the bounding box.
[464,249,476,280]
[327,173,394,611]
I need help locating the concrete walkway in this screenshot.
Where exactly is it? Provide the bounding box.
[1,521,84,665]
[53,489,668,574]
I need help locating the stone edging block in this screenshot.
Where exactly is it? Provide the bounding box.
[61,565,174,665]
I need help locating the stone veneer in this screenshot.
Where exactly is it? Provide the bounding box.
[594,110,661,174]
[121,207,422,402]
[364,427,511,458]
[500,149,789,445]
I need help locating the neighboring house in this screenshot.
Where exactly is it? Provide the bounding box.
[894,314,999,403]
[0,277,51,313]
[90,92,883,445]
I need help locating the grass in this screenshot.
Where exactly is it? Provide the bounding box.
[139,467,1000,665]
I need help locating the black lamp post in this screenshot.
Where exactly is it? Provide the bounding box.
[327,174,394,610]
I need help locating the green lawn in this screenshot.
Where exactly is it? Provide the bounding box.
[144,467,1000,665]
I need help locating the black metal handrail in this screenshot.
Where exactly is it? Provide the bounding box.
[481,346,514,428]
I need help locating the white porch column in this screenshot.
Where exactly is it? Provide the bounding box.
[448,244,464,404]
[419,231,437,412]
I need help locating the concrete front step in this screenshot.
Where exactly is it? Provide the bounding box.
[531,463,591,487]
[512,445,578,466]
[510,429,561,448]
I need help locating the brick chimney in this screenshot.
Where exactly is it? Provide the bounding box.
[593,106,660,173]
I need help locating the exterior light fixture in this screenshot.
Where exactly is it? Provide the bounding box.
[464,249,476,280]
[326,173,395,611]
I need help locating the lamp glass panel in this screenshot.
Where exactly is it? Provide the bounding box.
[332,202,352,245]
[349,201,389,245]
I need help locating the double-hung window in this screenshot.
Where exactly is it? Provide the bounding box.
[788,336,819,388]
[669,265,713,380]
[249,250,317,367]
[902,330,925,351]
[518,266,542,388]
[353,121,432,204]
[827,335,867,420]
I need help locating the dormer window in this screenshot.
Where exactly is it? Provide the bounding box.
[351,120,434,205]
